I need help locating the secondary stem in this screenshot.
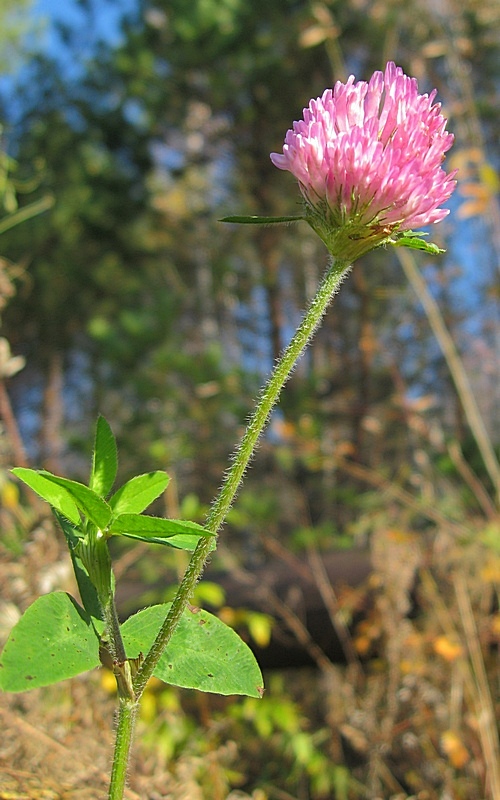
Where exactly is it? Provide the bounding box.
[132,256,351,698]
[103,591,127,665]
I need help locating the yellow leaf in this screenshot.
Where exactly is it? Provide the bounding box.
[480,558,500,583]
[218,606,237,626]
[354,634,372,656]
[299,25,328,48]
[247,612,273,648]
[139,689,157,723]
[400,658,427,676]
[100,668,117,694]
[490,614,500,638]
[433,634,463,662]
[386,528,414,544]
[479,162,500,192]
[441,730,470,768]
[1,480,19,509]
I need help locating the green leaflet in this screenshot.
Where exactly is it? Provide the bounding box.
[11,467,81,525]
[0,592,101,692]
[39,472,112,529]
[121,604,264,698]
[109,513,215,551]
[13,467,112,529]
[90,415,118,497]
[108,471,170,515]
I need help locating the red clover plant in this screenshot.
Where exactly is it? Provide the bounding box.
[0,63,455,800]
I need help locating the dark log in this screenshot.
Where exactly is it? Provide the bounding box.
[115,548,372,670]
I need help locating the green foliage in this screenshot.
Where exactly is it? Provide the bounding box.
[108,472,170,515]
[480,521,500,554]
[10,467,81,525]
[0,592,102,692]
[222,220,447,258]
[191,581,226,608]
[121,604,264,697]
[12,463,212,550]
[0,593,264,698]
[388,230,445,255]
[11,418,211,550]
[54,511,104,624]
[108,513,214,550]
[36,472,113,529]
[0,0,37,74]
[3,416,262,706]
[290,521,353,551]
[89,415,118,497]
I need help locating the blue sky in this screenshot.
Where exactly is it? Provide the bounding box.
[32,0,135,54]
[0,0,136,120]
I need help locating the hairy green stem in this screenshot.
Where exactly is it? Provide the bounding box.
[108,699,137,800]
[107,257,351,799]
[132,257,351,698]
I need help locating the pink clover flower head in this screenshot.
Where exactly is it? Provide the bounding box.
[270,62,456,260]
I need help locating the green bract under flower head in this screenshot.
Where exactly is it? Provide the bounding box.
[271,62,456,259]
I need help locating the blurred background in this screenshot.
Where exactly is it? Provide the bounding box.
[0,0,498,798]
